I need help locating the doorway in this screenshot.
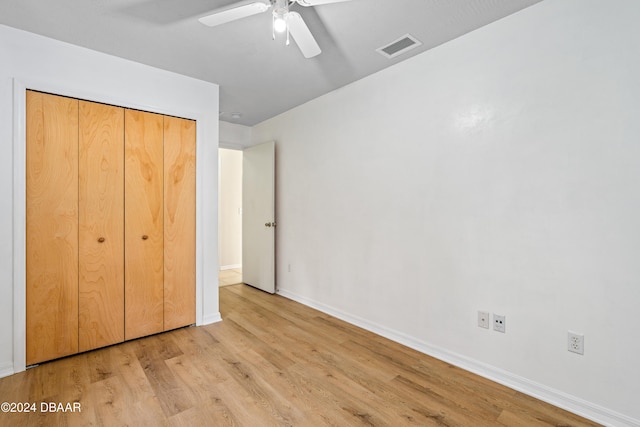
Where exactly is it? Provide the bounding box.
[218,141,276,293]
[218,148,243,286]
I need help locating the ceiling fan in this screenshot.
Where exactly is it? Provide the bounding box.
[198,0,353,58]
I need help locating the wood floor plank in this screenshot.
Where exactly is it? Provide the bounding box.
[166,399,239,427]
[107,342,156,403]
[133,339,193,417]
[87,375,132,425]
[0,284,603,426]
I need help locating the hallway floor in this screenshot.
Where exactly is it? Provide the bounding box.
[219,268,242,287]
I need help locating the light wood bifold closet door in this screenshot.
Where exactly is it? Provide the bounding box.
[26,91,79,366]
[163,116,196,330]
[124,110,165,340]
[78,101,125,352]
[26,91,196,365]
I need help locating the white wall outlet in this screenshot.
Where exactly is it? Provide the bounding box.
[478,311,490,329]
[568,331,584,355]
[493,314,506,333]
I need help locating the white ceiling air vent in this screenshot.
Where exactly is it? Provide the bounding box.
[376,34,422,59]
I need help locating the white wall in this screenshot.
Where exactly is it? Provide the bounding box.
[219,148,243,269]
[252,0,640,425]
[0,25,221,376]
[220,121,252,149]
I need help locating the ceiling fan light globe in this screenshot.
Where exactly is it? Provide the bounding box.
[273,17,287,33]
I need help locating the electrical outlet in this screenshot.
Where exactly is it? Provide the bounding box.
[478,311,490,329]
[568,332,584,355]
[493,314,506,333]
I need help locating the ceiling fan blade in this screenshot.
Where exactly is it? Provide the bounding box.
[286,12,321,58]
[198,1,270,27]
[296,0,353,6]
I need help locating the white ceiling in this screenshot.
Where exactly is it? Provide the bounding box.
[0,0,543,126]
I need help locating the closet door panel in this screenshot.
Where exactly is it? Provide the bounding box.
[78,101,125,352]
[124,109,164,340]
[26,91,79,365]
[163,116,196,330]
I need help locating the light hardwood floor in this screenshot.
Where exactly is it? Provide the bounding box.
[0,284,601,426]
[219,268,243,287]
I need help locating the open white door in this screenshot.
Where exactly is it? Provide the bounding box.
[242,141,275,293]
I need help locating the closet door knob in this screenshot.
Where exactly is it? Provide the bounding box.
[142,235,149,240]
[97,237,105,243]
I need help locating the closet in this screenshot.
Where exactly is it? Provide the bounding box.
[26,90,196,365]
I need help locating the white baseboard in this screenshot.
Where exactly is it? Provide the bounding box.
[220,264,241,271]
[201,312,222,325]
[0,362,14,379]
[276,288,639,427]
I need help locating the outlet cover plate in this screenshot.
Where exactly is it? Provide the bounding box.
[478,311,490,329]
[493,314,506,333]
[568,331,584,355]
